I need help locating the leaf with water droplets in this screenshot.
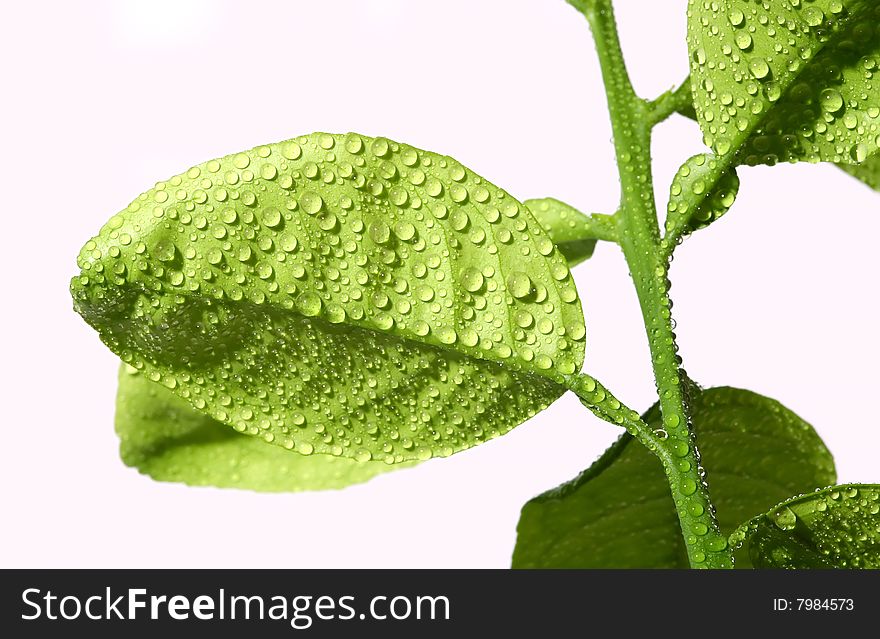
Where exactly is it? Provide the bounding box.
[674,75,880,195]
[116,364,407,491]
[512,387,834,568]
[730,484,880,568]
[524,198,618,266]
[71,132,586,466]
[840,153,880,190]
[688,0,880,166]
[665,154,740,244]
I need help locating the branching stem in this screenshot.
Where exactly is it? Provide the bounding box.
[569,0,733,568]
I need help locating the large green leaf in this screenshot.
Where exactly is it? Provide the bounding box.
[730,485,880,568]
[72,133,585,464]
[512,387,835,568]
[524,198,617,266]
[116,364,406,491]
[688,0,880,166]
[840,154,880,190]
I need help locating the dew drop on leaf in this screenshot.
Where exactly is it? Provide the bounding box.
[507,271,533,299]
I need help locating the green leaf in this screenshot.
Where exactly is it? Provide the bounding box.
[673,76,880,195]
[524,198,617,266]
[665,154,740,244]
[840,154,880,190]
[688,0,880,166]
[116,364,406,491]
[730,485,880,568]
[512,386,835,568]
[71,132,586,465]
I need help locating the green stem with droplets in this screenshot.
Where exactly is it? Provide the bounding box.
[570,0,733,568]
[564,373,662,447]
[648,79,694,125]
[582,212,620,243]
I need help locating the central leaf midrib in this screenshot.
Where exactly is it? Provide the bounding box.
[83,272,570,391]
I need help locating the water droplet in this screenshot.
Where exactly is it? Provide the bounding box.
[368,220,391,244]
[851,142,869,163]
[281,141,302,160]
[514,310,534,328]
[233,153,250,169]
[300,191,323,215]
[318,212,338,231]
[153,239,176,262]
[450,209,469,231]
[438,327,457,344]
[735,32,752,51]
[280,233,298,252]
[506,271,532,299]
[460,267,484,292]
[772,506,797,531]
[820,89,844,114]
[370,137,389,157]
[296,292,322,316]
[728,8,744,26]
[803,7,825,27]
[681,479,697,496]
[261,207,282,227]
[394,221,416,241]
[748,58,770,79]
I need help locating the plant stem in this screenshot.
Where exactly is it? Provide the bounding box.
[575,0,733,568]
[565,373,664,450]
[648,79,694,125]
[582,212,620,243]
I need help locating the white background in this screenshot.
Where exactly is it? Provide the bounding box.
[1,0,878,568]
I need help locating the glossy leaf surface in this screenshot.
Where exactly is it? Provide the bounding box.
[513,387,834,568]
[116,365,405,491]
[71,133,585,464]
[688,0,880,166]
[673,76,880,195]
[730,485,880,568]
[665,154,740,243]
